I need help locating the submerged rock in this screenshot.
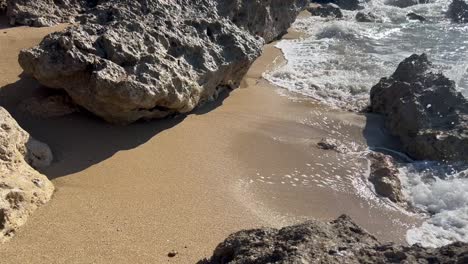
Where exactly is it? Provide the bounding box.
[19,0,306,124]
[307,3,343,18]
[407,12,426,22]
[447,0,468,23]
[317,138,349,153]
[0,107,54,242]
[204,215,468,263]
[370,54,468,162]
[312,0,362,10]
[356,11,383,23]
[367,152,404,203]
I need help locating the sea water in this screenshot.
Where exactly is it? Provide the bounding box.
[264,0,468,248]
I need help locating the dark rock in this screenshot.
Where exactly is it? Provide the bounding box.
[385,0,430,8]
[407,12,426,22]
[447,0,468,23]
[0,0,6,13]
[168,250,178,258]
[312,0,362,10]
[370,54,468,162]
[367,152,404,203]
[205,215,468,264]
[307,3,343,18]
[18,0,306,124]
[356,11,383,23]
[317,138,349,153]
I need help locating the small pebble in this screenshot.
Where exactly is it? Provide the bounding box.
[168,250,178,258]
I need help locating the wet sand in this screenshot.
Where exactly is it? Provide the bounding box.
[0,19,419,263]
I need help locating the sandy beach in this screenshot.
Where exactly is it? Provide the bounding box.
[0,18,420,263]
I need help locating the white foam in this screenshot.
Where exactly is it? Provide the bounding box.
[400,163,468,247]
[264,0,468,247]
[264,0,468,110]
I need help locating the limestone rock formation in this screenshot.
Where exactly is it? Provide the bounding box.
[6,0,97,26]
[0,107,54,242]
[367,152,404,203]
[18,0,306,124]
[447,0,468,23]
[307,3,343,18]
[370,54,468,162]
[204,215,468,263]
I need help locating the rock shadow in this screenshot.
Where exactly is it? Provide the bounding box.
[362,112,406,158]
[0,73,230,179]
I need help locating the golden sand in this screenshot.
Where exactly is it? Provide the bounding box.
[0,20,419,263]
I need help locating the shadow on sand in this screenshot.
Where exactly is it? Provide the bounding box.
[362,111,404,157]
[0,73,231,179]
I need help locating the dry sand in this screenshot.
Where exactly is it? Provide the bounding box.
[0,19,420,263]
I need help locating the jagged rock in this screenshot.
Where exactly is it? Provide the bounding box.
[356,11,383,23]
[447,0,468,23]
[307,3,343,18]
[6,0,97,26]
[367,152,404,203]
[385,0,430,8]
[407,12,426,22]
[18,0,306,124]
[370,54,468,162]
[0,107,54,242]
[18,94,79,118]
[312,0,362,10]
[204,215,468,263]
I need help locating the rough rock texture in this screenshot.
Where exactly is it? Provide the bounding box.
[307,3,343,18]
[367,152,404,203]
[6,0,98,26]
[355,11,382,23]
[370,54,468,162]
[312,0,362,10]
[0,107,54,242]
[385,0,430,8]
[205,215,468,264]
[447,0,468,23]
[19,0,306,124]
[407,12,426,22]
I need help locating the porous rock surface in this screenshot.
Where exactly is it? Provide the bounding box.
[370,54,468,162]
[18,0,306,124]
[205,215,468,264]
[367,152,404,203]
[0,107,54,242]
[6,0,99,26]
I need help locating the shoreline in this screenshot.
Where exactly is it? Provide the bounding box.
[0,18,419,263]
